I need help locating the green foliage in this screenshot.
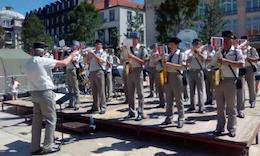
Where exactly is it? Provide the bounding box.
[110,27,120,49]
[199,0,226,43]
[127,8,143,32]
[155,0,199,43]
[21,14,53,52]
[0,26,5,48]
[68,2,102,45]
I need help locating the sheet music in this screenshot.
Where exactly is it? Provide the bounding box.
[55,93,65,102]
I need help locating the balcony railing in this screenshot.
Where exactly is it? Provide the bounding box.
[249,35,260,42]
[246,7,260,12]
[223,10,237,16]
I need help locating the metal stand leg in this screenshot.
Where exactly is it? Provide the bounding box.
[256,132,259,144]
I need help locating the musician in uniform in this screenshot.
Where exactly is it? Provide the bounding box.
[204,43,215,105]
[147,49,157,98]
[119,45,129,104]
[162,37,186,128]
[126,32,148,121]
[25,42,77,155]
[149,43,166,108]
[105,48,114,102]
[186,39,207,113]
[84,40,107,114]
[65,40,81,110]
[212,31,244,137]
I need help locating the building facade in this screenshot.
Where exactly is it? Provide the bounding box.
[145,0,260,49]
[28,0,145,47]
[95,0,145,46]
[0,6,24,49]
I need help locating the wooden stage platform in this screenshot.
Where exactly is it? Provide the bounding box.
[2,96,260,156]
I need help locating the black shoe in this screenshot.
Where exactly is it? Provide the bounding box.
[250,102,256,108]
[74,106,79,111]
[66,105,75,109]
[205,100,213,105]
[177,120,184,128]
[228,131,236,137]
[237,112,245,118]
[135,115,144,121]
[40,146,60,155]
[99,110,106,114]
[213,129,224,135]
[87,109,99,114]
[31,148,43,155]
[162,120,172,125]
[198,110,206,114]
[186,108,196,112]
[156,104,165,108]
[183,97,189,102]
[122,100,128,104]
[147,94,154,98]
[124,114,135,119]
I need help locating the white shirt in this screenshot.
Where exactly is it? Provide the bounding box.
[89,49,108,72]
[25,56,57,91]
[106,54,113,72]
[211,46,244,78]
[130,44,148,68]
[167,49,186,73]
[186,48,207,70]
[243,46,259,67]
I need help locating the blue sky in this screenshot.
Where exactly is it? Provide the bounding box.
[0,0,144,15]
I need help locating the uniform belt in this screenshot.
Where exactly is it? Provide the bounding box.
[222,77,236,81]
[190,69,202,72]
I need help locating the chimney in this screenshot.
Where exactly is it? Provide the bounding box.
[104,0,109,8]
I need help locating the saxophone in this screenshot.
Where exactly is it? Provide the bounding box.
[122,46,132,76]
[159,45,167,86]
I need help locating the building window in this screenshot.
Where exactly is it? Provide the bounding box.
[46,19,49,27]
[98,29,105,43]
[246,0,260,12]
[196,2,207,16]
[109,9,115,22]
[246,16,260,36]
[221,0,237,15]
[61,26,65,34]
[61,15,64,23]
[56,27,59,35]
[99,12,105,22]
[225,19,237,33]
[56,16,59,24]
[68,1,70,8]
[139,13,143,24]
[62,2,65,9]
[51,28,54,35]
[127,11,132,23]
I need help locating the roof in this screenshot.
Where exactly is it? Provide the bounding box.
[0,7,24,20]
[0,49,31,59]
[94,0,144,10]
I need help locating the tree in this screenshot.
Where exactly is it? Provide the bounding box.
[68,2,102,45]
[21,14,53,52]
[127,8,143,32]
[126,8,144,42]
[199,0,226,43]
[0,26,5,48]
[110,27,120,49]
[155,0,199,43]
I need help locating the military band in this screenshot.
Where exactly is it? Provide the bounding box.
[28,29,259,149]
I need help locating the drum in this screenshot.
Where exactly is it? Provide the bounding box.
[112,65,123,77]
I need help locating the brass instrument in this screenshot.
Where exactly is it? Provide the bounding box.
[122,46,132,76]
[213,63,223,86]
[158,44,168,86]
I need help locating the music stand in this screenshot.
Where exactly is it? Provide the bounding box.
[55,92,77,145]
